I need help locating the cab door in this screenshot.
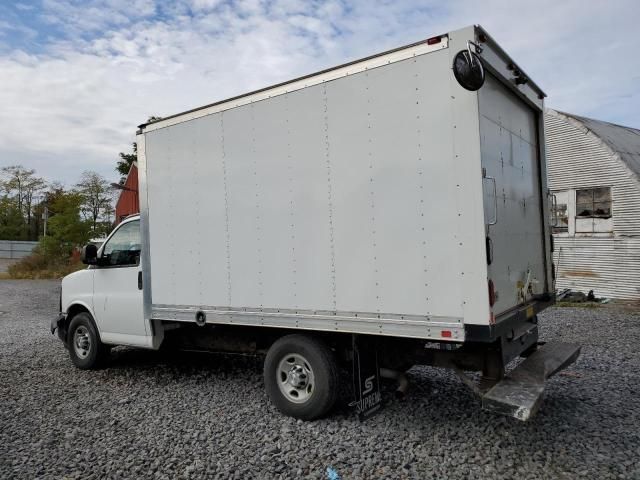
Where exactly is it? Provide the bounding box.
[93,219,149,346]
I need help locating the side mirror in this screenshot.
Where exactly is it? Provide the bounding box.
[81,244,98,265]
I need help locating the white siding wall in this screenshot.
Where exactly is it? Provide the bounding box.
[545,110,640,299]
[553,237,640,299]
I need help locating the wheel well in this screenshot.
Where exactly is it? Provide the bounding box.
[63,304,92,343]
[67,303,90,321]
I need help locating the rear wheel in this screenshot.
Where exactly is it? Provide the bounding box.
[68,312,109,369]
[264,334,339,420]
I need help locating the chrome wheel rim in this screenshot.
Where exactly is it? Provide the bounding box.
[277,353,315,404]
[73,326,91,359]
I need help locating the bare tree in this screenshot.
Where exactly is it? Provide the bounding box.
[75,171,114,233]
[1,165,46,226]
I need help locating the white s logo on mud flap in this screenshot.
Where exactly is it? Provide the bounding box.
[362,375,375,395]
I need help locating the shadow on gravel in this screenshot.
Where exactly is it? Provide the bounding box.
[104,346,401,416]
[100,345,599,450]
[107,347,264,374]
[102,347,569,420]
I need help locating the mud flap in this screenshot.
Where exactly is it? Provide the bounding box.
[482,341,581,421]
[351,336,382,421]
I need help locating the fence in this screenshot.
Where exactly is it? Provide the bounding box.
[0,240,38,259]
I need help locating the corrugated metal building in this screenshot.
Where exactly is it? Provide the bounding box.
[545,109,640,299]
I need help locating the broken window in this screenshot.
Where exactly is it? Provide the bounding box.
[551,191,569,234]
[575,187,613,234]
[552,203,568,233]
[576,187,612,218]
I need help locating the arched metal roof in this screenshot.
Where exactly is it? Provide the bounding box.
[555,111,640,180]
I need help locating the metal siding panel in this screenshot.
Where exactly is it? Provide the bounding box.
[367,57,440,316]
[413,53,465,318]
[284,87,334,311]
[146,128,177,306]
[479,74,546,315]
[191,116,229,307]
[553,237,640,299]
[368,51,463,317]
[0,240,38,259]
[146,115,228,308]
[247,96,297,308]
[223,87,337,312]
[223,106,263,307]
[325,70,377,312]
[326,50,465,317]
[447,27,490,325]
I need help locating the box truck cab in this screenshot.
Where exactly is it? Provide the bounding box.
[53,25,579,422]
[55,215,149,357]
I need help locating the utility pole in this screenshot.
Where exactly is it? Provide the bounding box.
[43,206,48,237]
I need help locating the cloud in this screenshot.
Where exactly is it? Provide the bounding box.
[40,0,157,33]
[0,0,638,185]
[16,3,35,10]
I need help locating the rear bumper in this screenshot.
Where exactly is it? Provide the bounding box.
[464,295,555,343]
[462,295,555,368]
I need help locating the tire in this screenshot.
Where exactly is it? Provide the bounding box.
[264,334,339,421]
[68,312,109,370]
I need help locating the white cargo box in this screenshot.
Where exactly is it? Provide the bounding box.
[137,25,553,342]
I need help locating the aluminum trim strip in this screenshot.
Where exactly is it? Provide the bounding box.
[151,304,465,341]
[137,133,153,325]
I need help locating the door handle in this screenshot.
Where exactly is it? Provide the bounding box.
[482,172,498,226]
[138,271,143,290]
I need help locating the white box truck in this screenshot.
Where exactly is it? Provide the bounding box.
[53,25,579,421]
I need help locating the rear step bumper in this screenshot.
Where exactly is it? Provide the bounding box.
[481,342,581,421]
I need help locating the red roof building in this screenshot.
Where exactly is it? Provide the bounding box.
[115,162,139,223]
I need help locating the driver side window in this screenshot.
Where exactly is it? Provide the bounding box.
[101,220,141,267]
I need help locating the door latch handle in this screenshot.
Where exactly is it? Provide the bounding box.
[482,172,498,226]
[138,271,143,290]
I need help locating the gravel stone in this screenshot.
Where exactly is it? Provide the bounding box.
[1,279,639,479]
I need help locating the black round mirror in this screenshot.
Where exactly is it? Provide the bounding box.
[453,50,485,91]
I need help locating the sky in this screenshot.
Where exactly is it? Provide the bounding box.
[1,0,639,185]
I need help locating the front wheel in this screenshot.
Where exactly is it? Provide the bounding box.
[264,334,339,421]
[68,312,109,370]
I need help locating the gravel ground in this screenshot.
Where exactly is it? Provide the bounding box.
[1,279,639,479]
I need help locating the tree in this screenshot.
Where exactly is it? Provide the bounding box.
[75,171,114,233]
[40,190,91,259]
[94,202,115,238]
[1,165,46,219]
[117,142,137,178]
[116,115,163,180]
[24,177,46,228]
[0,165,46,240]
[1,165,30,213]
[0,196,25,240]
